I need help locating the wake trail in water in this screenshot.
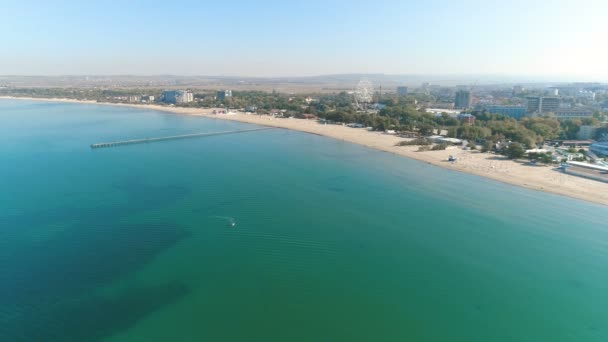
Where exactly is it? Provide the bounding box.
[210,216,237,227]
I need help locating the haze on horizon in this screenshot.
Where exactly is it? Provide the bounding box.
[2,0,607,81]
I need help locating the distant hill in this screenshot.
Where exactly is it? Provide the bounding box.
[0,74,599,93]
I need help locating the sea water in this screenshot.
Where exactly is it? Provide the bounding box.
[1,99,608,341]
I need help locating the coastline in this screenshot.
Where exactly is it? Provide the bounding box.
[3,95,608,206]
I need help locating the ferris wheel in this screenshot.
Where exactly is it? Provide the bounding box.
[354,78,374,108]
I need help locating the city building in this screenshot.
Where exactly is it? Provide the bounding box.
[576,90,596,100]
[426,108,461,116]
[555,86,579,96]
[454,90,471,109]
[161,90,193,104]
[526,96,560,114]
[432,129,449,136]
[217,90,233,101]
[457,113,476,125]
[577,125,597,140]
[525,97,540,113]
[178,91,193,103]
[562,161,608,183]
[396,86,408,97]
[127,95,141,103]
[420,82,430,95]
[553,108,594,120]
[591,141,608,157]
[485,105,527,119]
[160,90,177,103]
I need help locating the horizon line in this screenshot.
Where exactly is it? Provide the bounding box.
[1,73,606,84]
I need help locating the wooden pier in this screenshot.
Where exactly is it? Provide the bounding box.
[90,127,274,149]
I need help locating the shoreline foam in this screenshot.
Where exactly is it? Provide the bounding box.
[3,95,608,206]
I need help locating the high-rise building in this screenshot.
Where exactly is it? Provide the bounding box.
[454,90,471,109]
[541,97,560,113]
[396,86,408,97]
[217,90,233,101]
[161,90,177,103]
[420,82,430,95]
[177,90,193,103]
[526,97,540,113]
[525,96,560,114]
[161,90,193,104]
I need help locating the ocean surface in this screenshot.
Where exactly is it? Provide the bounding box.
[1,99,608,341]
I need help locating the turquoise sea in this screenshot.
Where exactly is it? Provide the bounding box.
[1,99,608,341]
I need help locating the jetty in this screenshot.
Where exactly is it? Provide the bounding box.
[91,127,274,149]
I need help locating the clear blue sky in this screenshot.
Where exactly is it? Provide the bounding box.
[1,0,606,79]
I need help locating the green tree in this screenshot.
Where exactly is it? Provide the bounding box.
[481,140,493,152]
[581,117,600,126]
[456,125,491,141]
[559,119,582,140]
[595,125,608,140]
[528,152,553,164]
[520,117,560,140]
[506,143,525,159]
[417,123,435,136]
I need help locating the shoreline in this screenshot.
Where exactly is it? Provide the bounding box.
[3,95,608,206]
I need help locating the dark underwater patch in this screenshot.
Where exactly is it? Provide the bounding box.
[0,281,189,342]
[0,221,190,308]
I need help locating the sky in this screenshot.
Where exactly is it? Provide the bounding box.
[1,0,607,80]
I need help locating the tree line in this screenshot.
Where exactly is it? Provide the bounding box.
[2,87,606,148]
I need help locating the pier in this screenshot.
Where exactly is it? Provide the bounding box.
[91,127,274,149]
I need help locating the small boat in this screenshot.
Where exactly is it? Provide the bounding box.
[448,155,457,162]
[211,216,237,228]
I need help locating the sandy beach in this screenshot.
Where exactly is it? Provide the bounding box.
[3,95,608,206]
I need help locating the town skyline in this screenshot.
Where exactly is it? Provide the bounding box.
[1,73,606,89]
